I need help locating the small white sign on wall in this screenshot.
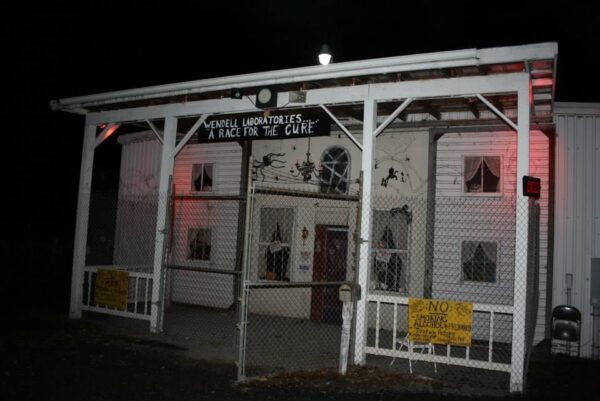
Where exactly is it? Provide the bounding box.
[300,250,312,263]
[298,264,311,272]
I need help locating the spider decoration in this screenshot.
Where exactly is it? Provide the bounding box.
[253,153,286,181]
[381,167,406,187]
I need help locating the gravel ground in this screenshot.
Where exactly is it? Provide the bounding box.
[2,315,599,401]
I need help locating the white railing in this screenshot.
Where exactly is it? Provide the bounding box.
[364,293,513,373]
[81,265,153,321]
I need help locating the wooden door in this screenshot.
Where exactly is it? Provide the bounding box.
[311,226,348,323]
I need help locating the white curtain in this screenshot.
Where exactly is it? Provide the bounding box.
[483,156,501,179]
[464,157,482,183]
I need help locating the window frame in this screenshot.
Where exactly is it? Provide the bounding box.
[319,145,351,195]
[256,206,296,282]
[461,155,503,197]
[460,240,498,284]
[187,227,212,263]
[191,162,216,193]
[370,208,411,294]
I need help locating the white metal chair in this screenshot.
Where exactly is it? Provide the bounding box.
[390,333,437,374]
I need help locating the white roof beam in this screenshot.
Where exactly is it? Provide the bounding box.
[476,94,518,132]
[374,98,413,137]
[172,115,209,157]
[146,120,163,144]
[319,104,363,151]
[87,73,529,126]
[51,43,556,112]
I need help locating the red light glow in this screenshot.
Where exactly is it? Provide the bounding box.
[102,125,119,141]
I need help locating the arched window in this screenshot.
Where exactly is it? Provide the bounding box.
[320,146,350,194]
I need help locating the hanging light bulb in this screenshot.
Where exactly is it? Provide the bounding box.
[319,44,332,65]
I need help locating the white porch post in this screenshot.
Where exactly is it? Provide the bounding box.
[69,121,97,318]
[150,116,177,333]
[510,82,531,392]
[354,98,377,364]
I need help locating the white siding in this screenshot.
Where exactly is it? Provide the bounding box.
[433,130,550,342]
[553,103,600,358]
[169,142,243,308]
[173,141,243,195]
[113,132,162,265]
[248,194,358,319]
[248,129,430,320]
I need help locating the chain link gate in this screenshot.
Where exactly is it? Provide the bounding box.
[237,175,361,380]
[160,182,246,365]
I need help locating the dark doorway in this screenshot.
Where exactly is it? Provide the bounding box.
[311,225,348,324]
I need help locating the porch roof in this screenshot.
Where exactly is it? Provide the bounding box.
[51,43,557,123]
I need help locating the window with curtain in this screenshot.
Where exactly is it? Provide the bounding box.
[191,163,214,192]
[188,228,212,261]
[461,241,497,282]
[320,146,350,194]
[258,207,293,281]
[463,156,501,193]
[371,209,409,292]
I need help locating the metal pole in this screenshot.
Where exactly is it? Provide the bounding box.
[237,156,255,382]
[592,304,600,360]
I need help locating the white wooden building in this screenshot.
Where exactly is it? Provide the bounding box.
[52,42,560,392]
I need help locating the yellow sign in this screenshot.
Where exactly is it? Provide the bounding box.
[95,269,129,310]
[408,298,473,346]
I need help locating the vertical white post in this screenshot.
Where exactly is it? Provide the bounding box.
[150,116,177,333]
[510,80,530,392]
[69,121,97,318]
[353,98,377,364]
[339,301,354,374]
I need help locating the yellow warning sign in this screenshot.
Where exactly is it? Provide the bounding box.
[408,298,473,346]
[95,269,129,310]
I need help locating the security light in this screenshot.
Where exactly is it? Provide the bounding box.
[319,44,332,65]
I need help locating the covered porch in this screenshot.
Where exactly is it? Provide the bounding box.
[53,42,558,392]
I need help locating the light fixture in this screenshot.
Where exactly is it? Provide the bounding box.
[319,44,332,65]
[301,226,309,245]
[290,138,321,182]
[256,87,277,108]
[230,88,243,99]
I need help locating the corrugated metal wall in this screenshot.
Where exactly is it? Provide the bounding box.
[554,103,600,358]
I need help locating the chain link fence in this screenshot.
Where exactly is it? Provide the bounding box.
[81,192,159,319]
[80,165,541,393]
[162,195,245,361]
[358,195,540,391]
[241,187,359,379]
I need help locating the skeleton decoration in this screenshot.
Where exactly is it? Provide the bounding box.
[253,153,286,181]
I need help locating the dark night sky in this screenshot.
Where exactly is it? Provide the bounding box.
[3,1,600,314]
